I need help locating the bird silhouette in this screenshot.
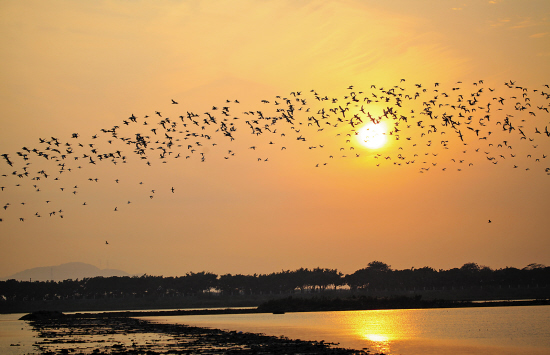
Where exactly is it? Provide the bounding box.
[1,79,549,223]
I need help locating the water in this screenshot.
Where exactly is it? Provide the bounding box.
[0,313,40,355]
[144,305,550,355]
[2,306,549,354]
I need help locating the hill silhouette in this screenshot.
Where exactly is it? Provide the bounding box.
[1,262,130,282]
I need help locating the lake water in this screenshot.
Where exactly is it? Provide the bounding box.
[1,306,549,354]
[144,305,550,355]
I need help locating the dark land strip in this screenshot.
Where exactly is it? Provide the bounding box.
[4,285,549,314]
[19,295,550,319]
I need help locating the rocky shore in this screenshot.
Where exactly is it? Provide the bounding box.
[24,311,377,354]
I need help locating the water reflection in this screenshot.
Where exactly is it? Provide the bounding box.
[332,309,418,354]
[145,306,550,355]
[364,333,389,342]
[363,333,390,354]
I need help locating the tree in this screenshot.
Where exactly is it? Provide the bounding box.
[367,261,392,272]
[345,261,393,290]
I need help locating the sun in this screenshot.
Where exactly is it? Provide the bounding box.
[356,121,388,149]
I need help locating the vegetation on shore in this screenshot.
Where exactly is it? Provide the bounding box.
[2,261,549,313]
[257,295,462,313]
[256,295,550,313]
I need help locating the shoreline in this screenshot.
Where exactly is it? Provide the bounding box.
[19,297,550,320]
[16,299,550,354]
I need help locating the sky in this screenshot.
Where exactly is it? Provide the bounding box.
[1,0,549,278]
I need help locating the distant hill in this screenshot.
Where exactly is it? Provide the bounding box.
[1,262,130,282]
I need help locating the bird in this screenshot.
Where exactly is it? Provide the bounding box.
[1,79,549,222]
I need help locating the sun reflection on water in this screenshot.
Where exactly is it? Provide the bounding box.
[363,333,391,354]
[364,333,389,342]
[334,309,417,354]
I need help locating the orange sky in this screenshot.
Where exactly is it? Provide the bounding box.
[1,0,549,277]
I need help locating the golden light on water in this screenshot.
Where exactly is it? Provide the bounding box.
[332,310,418,354]
[338,310,412,338]
[364,333,390,342]
[356,122,388,149]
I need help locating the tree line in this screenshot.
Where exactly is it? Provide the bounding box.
[1,262,549,302]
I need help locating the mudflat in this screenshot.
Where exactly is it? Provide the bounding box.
[25,311,375,354]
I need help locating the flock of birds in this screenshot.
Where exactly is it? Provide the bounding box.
[1,79,549,222]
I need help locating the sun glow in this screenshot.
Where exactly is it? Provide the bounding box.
[356,122,388,149]
[364,334,389,342]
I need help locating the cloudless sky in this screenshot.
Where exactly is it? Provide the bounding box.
[1,0,549,277]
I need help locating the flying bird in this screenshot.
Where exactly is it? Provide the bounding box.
[1,79,549,223]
